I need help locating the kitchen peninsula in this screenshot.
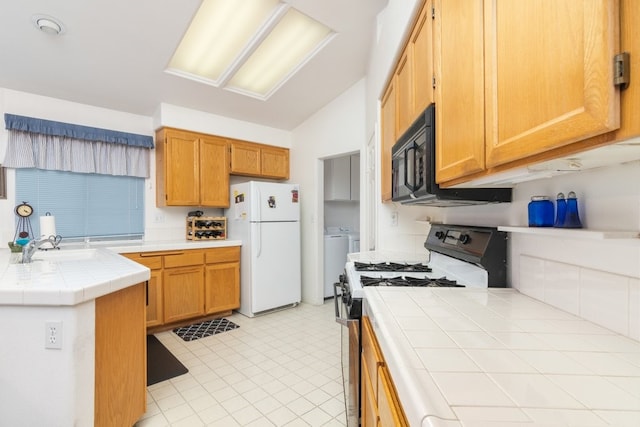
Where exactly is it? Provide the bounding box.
[0,246,150,426]
[0,238,240,426]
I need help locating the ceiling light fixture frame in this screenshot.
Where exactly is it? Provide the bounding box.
[165,2,336,101]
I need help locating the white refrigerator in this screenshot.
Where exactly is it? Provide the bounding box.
[226,181,301,317]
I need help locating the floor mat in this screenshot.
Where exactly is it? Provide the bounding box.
[173,318,239,342]
[146,334,188,386]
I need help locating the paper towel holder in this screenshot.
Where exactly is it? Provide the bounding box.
[40,212,62,250]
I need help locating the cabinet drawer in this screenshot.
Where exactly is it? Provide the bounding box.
[205,246,240,264]
[163,251,204,268]
[123,253,163,270]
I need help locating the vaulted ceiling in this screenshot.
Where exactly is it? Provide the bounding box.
[0,0,388,130]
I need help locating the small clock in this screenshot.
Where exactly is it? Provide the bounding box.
[15,202,34,218]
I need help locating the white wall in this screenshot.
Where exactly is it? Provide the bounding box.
[290,79,366,304]
[0,302,95,426]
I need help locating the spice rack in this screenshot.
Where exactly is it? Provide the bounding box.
[186,216,227,240]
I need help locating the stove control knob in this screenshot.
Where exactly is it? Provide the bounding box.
[435,231,445,240]
[459,234,471,244]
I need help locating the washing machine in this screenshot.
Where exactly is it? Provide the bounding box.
[324,233,349,298]
[347,232,360,253]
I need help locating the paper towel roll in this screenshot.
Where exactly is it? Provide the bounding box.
[40,214,57,249]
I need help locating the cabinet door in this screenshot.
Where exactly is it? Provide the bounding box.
[161,130,201,206]
[163,266,204,324]
[200,136,230,207]
[411,0,434,117]
[204,262,240,314]
[95,283,146,427]
[396,48,414,138]
[146,270,163,327]
[484,0,620,168]
[325,156,351,201]
[380,82,396,202]
[230,141,261,176]
[361,354,380,427]
[350,154,360,201]
[433,0,486,183]
[261,146,290,179]
[378,367,408,427]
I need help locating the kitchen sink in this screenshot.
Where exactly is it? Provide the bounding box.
[9,248,99,264]
[31,248,98,262]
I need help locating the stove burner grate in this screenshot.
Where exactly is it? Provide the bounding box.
[354,261,432,273]
[360,275,464,288]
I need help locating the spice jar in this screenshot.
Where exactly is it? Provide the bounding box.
[528,196,554,227]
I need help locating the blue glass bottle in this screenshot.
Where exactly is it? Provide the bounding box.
[554,192,567,227]
[528,196,554,227]
[564,191,582,228]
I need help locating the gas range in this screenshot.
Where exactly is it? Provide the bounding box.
[340,224,508,309]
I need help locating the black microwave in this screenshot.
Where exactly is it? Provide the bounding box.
[391,104,512,207]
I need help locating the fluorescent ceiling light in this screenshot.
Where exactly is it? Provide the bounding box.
[166,0,334,100]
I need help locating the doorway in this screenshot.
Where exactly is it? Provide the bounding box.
[322,152,360,298]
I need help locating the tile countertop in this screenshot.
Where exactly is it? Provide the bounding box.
[364,287,640,427]
[0,239,241,306]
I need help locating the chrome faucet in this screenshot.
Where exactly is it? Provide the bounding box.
[21,236,60,263]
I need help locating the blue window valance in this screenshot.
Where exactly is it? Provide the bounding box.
[4,113,154,148]
[3,113,153,178]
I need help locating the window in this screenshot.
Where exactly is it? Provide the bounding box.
[16,169,144,241]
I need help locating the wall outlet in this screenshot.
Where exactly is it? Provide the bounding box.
[45,321,63,350]
[390,211,398,226]
[154,213,165,223]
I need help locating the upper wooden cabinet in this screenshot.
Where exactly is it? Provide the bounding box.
[380,0,434,202]
[155,128,230,207]
[433,0,486,183]
[433,0,627,185]
[380,82,396,202]
[385,0,634,188]
[483,0,620,169]
[230,140,290,180]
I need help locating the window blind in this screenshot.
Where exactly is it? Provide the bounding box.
[15,169,144,240]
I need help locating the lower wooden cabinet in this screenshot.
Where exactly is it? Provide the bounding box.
[163,265,205,324]
[205,262,240,314]
[94,283,146,427]
[361,316,408,427]
[123,254,163,327]
[146,269,163,327]
[123,246,240,329]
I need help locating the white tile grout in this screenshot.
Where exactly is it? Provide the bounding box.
[136,300,345,427]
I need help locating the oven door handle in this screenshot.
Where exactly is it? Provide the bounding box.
[333,281,348,326]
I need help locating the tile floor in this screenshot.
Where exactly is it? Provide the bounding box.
[135,301,346,426]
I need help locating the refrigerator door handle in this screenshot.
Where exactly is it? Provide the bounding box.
[255,222,261,258]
